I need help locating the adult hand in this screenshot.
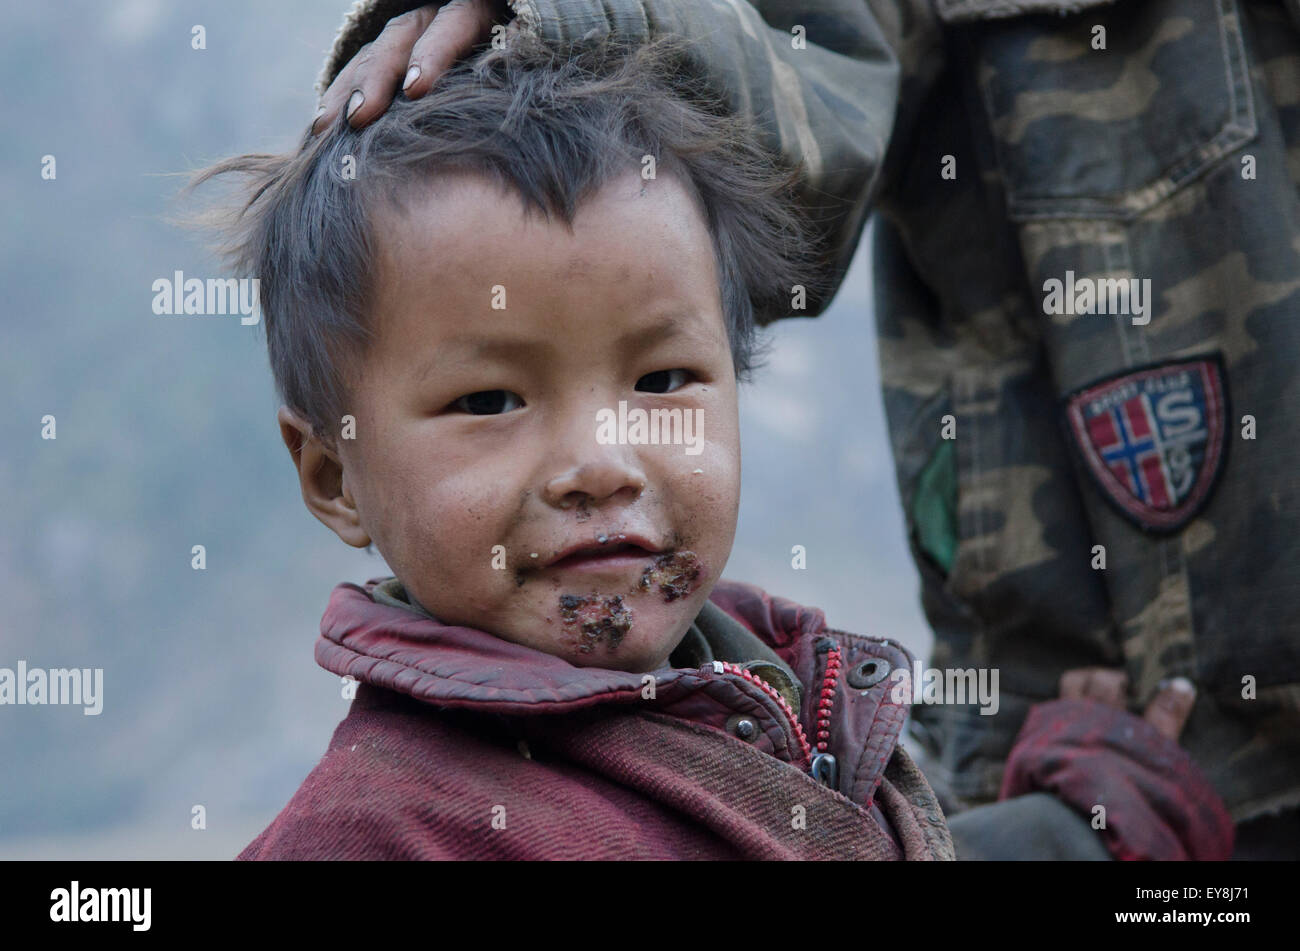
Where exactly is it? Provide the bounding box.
[311,0,515,136]
[1059,667,1196,742]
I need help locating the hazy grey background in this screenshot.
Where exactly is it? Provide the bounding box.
[0,0,928,858]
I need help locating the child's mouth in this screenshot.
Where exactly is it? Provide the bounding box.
[528,534,706,606]
[544,537,661,577]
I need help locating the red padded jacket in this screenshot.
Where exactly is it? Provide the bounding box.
[238,578,954,860]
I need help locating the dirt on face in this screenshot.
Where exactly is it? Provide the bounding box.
[559,593,633,653]
[638,550,703,602]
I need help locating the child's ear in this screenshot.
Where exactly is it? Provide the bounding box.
[277,405,371,548]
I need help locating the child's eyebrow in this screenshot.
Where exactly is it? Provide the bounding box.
[411,311,713,383]
[610,311,729,359]
[411,337,535,383]
[614,313,697,351]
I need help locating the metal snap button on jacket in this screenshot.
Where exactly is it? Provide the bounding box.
[726,714,759,742]
[847,658,891,689]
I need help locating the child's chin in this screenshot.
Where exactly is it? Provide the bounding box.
[545,595,698,674]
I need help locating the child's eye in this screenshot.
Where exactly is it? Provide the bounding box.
[635,369,693,394]
[450,390,524,415]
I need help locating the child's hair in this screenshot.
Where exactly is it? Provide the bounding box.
[186,34,825,442]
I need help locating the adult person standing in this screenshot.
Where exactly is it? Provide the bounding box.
[307,0,1299,858]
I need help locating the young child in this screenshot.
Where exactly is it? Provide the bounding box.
[193,34,954,860]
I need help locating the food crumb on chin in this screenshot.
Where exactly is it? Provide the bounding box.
[638,550,703,602]
[559,593,632,652]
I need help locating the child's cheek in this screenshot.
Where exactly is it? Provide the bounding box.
[682,432,742,521]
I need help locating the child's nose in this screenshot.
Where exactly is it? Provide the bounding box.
[543,457,646,511]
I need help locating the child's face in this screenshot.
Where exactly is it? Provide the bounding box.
[319,169,741,673]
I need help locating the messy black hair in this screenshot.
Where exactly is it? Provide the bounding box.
[186,34,825,442]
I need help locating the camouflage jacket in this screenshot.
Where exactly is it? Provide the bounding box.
[322,0,1300,823]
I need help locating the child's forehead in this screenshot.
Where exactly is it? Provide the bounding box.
[372,165,711,253]
[367,169,724,342]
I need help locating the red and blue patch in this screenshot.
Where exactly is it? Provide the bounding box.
[1064,357,1228,533]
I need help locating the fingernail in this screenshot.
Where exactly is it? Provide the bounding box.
[311,105,325,132]
[1169,676,1195,694]
[346,89,365,119]
[402,64,421,91]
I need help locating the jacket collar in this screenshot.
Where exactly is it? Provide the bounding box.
[316,576,916,801]
[343,575,804,711]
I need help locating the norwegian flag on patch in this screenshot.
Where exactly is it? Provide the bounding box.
[1064,357,1228,532]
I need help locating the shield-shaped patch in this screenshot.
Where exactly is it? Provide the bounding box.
[1064,356,1228,533]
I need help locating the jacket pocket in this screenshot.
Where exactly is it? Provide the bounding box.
[949,0,1256,220]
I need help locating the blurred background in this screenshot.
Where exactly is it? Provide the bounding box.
[0,0,928,858]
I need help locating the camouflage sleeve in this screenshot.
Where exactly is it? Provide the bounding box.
[320,0,922,317]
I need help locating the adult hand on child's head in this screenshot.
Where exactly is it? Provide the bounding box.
[311,0,516,136]
[1059,667,1196,742]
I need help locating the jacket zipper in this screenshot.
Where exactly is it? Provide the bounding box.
[810,647,842,790]
[716,647,843,788]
